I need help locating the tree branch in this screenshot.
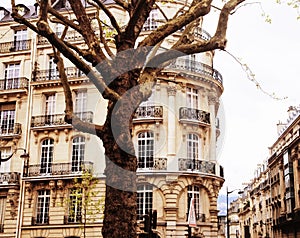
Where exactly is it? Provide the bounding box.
[53,48,105,136]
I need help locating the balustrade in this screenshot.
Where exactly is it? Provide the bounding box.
[134,106,163,119]
[0,172,20,185]
[0,77,28,90]
[179,107,210,124]
[0,40,31,53]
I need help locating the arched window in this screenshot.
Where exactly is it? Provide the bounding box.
[40,138,54,174]
[137,184,153,220]
[71,136,85,172]
[187,185,201,221]
[137,131,154,169]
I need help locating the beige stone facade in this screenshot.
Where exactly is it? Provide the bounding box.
[0,1,225,238]
[234,107,300,238]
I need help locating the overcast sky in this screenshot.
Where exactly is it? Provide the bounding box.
[2,0,300,196]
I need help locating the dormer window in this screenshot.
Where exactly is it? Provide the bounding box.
[0,7,9,20]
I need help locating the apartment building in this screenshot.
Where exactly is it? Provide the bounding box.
[0,1,225,237]
[235,106,300,238]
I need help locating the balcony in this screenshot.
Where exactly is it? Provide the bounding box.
[31,216,49,226]
[0,172,20,185]
[178,158,216,174]
[138,157,167,170]
[24,161,94,177]
[0,40,31,53]
[0,123,22,137]
[34,67,84,82]
[167,58,223,85]
[133,105,163,123]
[31,112,93,128]
[179,107,210,125]
[0,77,28,91]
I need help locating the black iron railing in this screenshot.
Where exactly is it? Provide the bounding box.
[0,40,31,53]
[178,158,216,174]
[31,111,93,127]
[64,215,82,224]
[138,157,167,170]
[0,77,28,90]
[0,172,20,185]
[24,161,94,177]
[179,107,210,124]
[34,67,84,81]
[134,106,163,119]
[167,58,223,85]
[32,216,49,225]
[0,123,22,136]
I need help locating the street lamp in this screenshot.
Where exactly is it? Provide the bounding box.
[226,187,243,238]
[0,148,29,173]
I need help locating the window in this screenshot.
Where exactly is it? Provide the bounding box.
[187,185,200,220]
[4,63,20,89]
[40,139,54,174]
[68,188,82,223]
[14,29,27,51]
[36,190,50,224]
[0,104,15,135]
[74,91,87,119]
[185,54,196,72]
[0,147,12,173]
[143,10,158,31]
[137,184,152,220]
[48,56,59,80]
[186,87,198,109]
[0,197,6,232]
[187,134,200,160]
[71,136,85,172]
[137,131,154,169]
[44,94,56,124]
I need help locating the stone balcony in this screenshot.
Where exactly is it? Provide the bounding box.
[0,172,20,186]
[0,40,31,53]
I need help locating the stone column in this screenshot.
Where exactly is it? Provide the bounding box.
[208,95,218,161]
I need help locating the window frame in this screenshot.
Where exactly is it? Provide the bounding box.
[137,184,153,220]
[40,138,54,174]
[71,136,85,172]
[137,131,154,169]
[36,190,50,225]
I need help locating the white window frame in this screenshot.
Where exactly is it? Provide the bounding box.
[187,133,200,160]
[40,139,54,174]
[36,190,50,224]
[0,110,15,135]
[68,188,82,223]
[71,136,85,172]
[186,87,198,109]
[74,91,87,119]
[48,56,59,80]
[0,197,6,232]
[137,184,153,220]
[14,29,27,50]
[137,131,154,169]
[4,63,20,89]
[187,185,200,219]
[143,9,158,31]
[0,147,12,173]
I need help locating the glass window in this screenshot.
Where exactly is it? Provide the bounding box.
[36,190,50,224]
[186,87,198,109]
[0,110,15,135]
[143,9,158,31]
[48,56,59,80]
[187,134,200,160]
[44,94,56,125]
[74,91,87,120]
[40,139,54,174]
[68,188,82,223]
[14,29,27,50]
[0,147,12,173]
[0,197,6,232]
[137,184,153,220]
[71,136,85,172]
[187,185,200,220]
[4,63,20,89]
[137,131,154,169]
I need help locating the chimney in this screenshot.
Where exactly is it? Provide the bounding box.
[276,121,286,135]
[287,106,297,119]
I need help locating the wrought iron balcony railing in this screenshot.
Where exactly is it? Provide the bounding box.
[0,40,31,53]
[167,58,223,85]
[32,216,49,225]
[178,158,216,174]
[138,157,167,170]
[34,67,84,81]
[64,215,82,224]
[31,112,93,127]
[24,161,94,177]
[0,172,20,185]
[0,123,22,136]
[133,106,163,120]
[179,107,210,124]
[0,77,28,91]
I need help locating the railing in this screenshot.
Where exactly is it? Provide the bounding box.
[167,58,223,85]
[32,216,49,225]
[138,157,167,170]
[0,40,31,53]
[64,215,82,224]
[0,77,29,90]
[179,107,210,124]
[178,158,216,175]
[34,67,85,81]
[0,172,20,185]
[133,106,163,120]
[0,123,22,136]
[24,161,94,177]
[31,112,93,127]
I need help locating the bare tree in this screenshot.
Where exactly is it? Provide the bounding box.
[11,0,245,237]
